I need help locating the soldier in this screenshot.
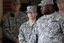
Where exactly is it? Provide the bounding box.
[56,0,64,18]
[38,0,55,15]
[1,0,28,43]
[18,5,38,43]
[31,0,64,43]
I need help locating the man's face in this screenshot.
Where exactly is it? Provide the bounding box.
[11,3,21,12]
[57,2,64,11]
[40,5,49,14]
[27,12,37,19]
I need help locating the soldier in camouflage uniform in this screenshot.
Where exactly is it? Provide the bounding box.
[30,0,64,43]
[56,0,64,18]
[18,5,38,43]
[1,0,28,43]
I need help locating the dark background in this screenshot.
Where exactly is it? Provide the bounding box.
[3,0,58,17]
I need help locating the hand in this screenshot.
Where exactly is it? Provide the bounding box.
[15,39,19,43]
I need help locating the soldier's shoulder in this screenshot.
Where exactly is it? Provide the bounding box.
[53,12,62,18]
[19,21,28,30]
[22,21,28,25]
[53,12,62,21]
[20,21,28,27]
[4,11,11,16]
[1,11,11,22]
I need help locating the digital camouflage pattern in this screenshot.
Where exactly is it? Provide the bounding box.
[18,21,37,43]
[2,11,28,41]
[31,12,64,43]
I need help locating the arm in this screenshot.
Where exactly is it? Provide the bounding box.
[18,25,26,43]
[2,15,17,42]
[59,19,64,34]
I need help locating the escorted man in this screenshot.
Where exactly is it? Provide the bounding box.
[18,5,38,43]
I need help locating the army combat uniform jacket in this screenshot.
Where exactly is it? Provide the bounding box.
[31,12,64,43]
[18,21,37,43]
[2,11,28,41]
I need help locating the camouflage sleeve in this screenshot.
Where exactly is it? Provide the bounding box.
[36,20,42,36]
[18,25,26,43]
[59,19,64,34]
[2,15,17,42]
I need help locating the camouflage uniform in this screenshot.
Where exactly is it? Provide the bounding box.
[32,12,64,43]
[2,11,28,41]
[18,5,38,43]
[58,12,64,19]
[18,21,36,43]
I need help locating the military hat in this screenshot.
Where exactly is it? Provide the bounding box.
[11,0,21,4]
[26,5,37,13]
[38,0,54,6]
[56,0,64,3]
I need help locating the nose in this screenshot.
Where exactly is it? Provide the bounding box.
[30,13,32,15]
